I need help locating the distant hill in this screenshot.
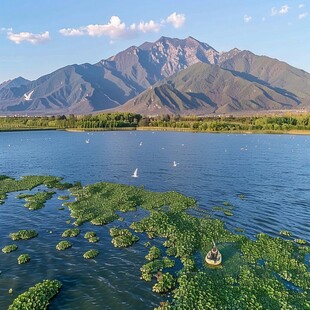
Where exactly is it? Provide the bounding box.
[0,36,309,115]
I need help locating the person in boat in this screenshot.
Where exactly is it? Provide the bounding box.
[208,246,219,260]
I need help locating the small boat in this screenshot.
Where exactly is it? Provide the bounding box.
[205,241,222,266]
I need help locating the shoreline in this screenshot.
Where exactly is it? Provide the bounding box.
[1,126,310,135]
[137,126,310,135]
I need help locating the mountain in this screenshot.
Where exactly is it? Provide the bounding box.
[0,36,309,115]
[0,76,30,90]
[119,63,299,115]
[0,36,220,115]
[220,50,310,104]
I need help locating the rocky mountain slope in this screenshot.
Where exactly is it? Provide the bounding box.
[119,63,300,115]
[0,36,309,115]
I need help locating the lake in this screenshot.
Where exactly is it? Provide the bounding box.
[0,130,309,309]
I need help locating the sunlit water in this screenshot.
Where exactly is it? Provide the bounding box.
[0,130,309,309]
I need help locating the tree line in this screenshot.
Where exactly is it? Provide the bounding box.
[0,113,141,130]
[1,112,310,132]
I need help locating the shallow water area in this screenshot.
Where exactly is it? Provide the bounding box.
[0,130,310,309]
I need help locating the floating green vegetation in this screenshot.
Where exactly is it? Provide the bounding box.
[4,177,310,309]
[90,213,119,226]
[145,246,161,261]
[88,236,100,243]
[238,194,246,199]
[10,229,38,240]
[43,178,75,190]
[110,228,139,248]
[0,175,12,181]
[83,249,99,259]
[152,272,175,294]
[140,257,175,281]
[18,191,55,211]
[280,230,292,237]
[84,231,96,239]
[0,200,4,205]
[66,182,195,226]
[62,228,80,237]
[224,210,234,216]
[56,240,72,251]
[16,193,31,199]
[212,205,224,211]
[2,244,18,253]
[58,195,69,200]
[223,201,233,208]
[294,238,307,245]
[0,175,61,197]
[8,279,62,310]
[17,254,31,264]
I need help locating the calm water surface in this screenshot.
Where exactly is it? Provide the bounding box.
[0,130,309,309]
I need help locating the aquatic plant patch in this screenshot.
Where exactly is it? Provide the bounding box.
[84,231,96,239]
[10,229,38,240]
[294,238,307,245]
[110,228,139,248]
[2,176,310,309]
[17,254,31,264]
[224,210,233,216]
[152,272,175,294]
[140,257,175,281]
[58,195,69,200]
[8,279,62,309]
[0,175,62,197]
[2,244,18,253]
[280,230,292,237]
[66,182,195,226]
[62,228,80,237]
[83,249,99,259]
[20,191,55,210]
[56,240,72,251]
[88,236,100,243]
[145,246,161,261]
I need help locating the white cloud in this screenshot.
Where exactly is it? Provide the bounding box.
[166,12,186,28]
[59,13,185,40]
[298,12,308,19]
[271,5,289,16]
[7,31,50,44]
[85,16,126,38]
[299,4,304,9]
[244,15,252,23]
[279,5,289,15]
[59,28,84,36]
[130,20,161,33]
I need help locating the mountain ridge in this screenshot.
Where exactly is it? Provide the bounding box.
[0,36,309,115]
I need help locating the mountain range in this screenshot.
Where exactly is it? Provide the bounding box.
[1,36,310,115]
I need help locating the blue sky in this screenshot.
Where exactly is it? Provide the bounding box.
[1,0,309,82]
